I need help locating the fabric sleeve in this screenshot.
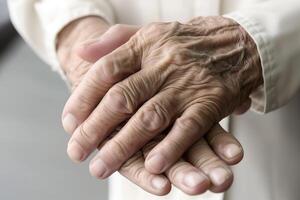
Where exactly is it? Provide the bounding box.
[225,0,300,113]
[7,0,115,79]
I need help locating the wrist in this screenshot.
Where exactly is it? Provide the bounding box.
[57,16,109,86]
[188,16,263,109]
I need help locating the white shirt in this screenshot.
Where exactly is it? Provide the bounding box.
[7,0,300,200]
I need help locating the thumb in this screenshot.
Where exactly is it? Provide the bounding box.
[76,24,140,63]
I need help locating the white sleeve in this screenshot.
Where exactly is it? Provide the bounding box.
[7,0,115,79]
[225,0,300,113]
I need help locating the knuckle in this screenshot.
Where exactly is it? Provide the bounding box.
[176,116,199,131]
[168,21,181,30]
[99,54,136,85]
[196,101,220,125]
[141,22,166,38]
[143,21,180,37]
[85,65,107,89]
[212,85,228,97]
[135,103,169,134]
[165,138,184,153]
[104,84,135,115]
[94,55,126,84]
[98,56,120,84]
[78,124,98,145]
[74,93,96,113]
[109,139,131,161]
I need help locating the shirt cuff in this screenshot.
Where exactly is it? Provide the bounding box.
[224,12,277,114]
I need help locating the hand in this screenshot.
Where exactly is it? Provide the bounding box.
[59,18,244,195]
[76,25,245,194]
[110,124,243,195]
[57,16,109,89]
[63,16,259,179]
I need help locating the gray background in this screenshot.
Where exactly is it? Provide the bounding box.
[0,37,108,199]
[0,0,9,26]
[0,1,108,199]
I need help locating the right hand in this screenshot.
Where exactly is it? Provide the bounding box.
[58,17,244,195]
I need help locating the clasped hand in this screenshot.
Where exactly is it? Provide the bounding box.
[59,16,262,195]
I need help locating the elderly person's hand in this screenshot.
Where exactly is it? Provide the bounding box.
[58,17,246,195]
[62,16,260,178]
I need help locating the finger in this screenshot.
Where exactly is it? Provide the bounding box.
[88,92,177,178]
[93,134,171,196]
[186,139,234,193]
[233,98,251,115]
[67,70,162,162]
[108,151,172,195]
[143,137,211,195]
[165,160,211,195]
[206,124,244,165]
[77,24,140,63]
[145,103,215,174]
[62,36,141,134]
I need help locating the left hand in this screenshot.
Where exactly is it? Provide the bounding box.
[63,16,261,178]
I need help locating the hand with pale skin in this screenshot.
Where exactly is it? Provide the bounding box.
[58,17,249,195]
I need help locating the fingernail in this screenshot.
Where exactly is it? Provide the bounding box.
[146,154,166,173]
[209,168,231,186]
[89,159,108,179]
[62,114,78,134]
[224,144,242,159]
[183,171,207,188]
[67,139,86,162]
[151,176,168,190]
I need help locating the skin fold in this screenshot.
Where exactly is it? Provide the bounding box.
[57,17,251,195]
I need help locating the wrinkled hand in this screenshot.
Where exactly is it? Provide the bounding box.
[112,124,243,195]
[59,18,246,195]
[63,16,260,179]
[57,16,109,89]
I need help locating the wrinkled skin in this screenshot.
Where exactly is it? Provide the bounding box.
[63,16,262,177]
[58,17,250,195]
